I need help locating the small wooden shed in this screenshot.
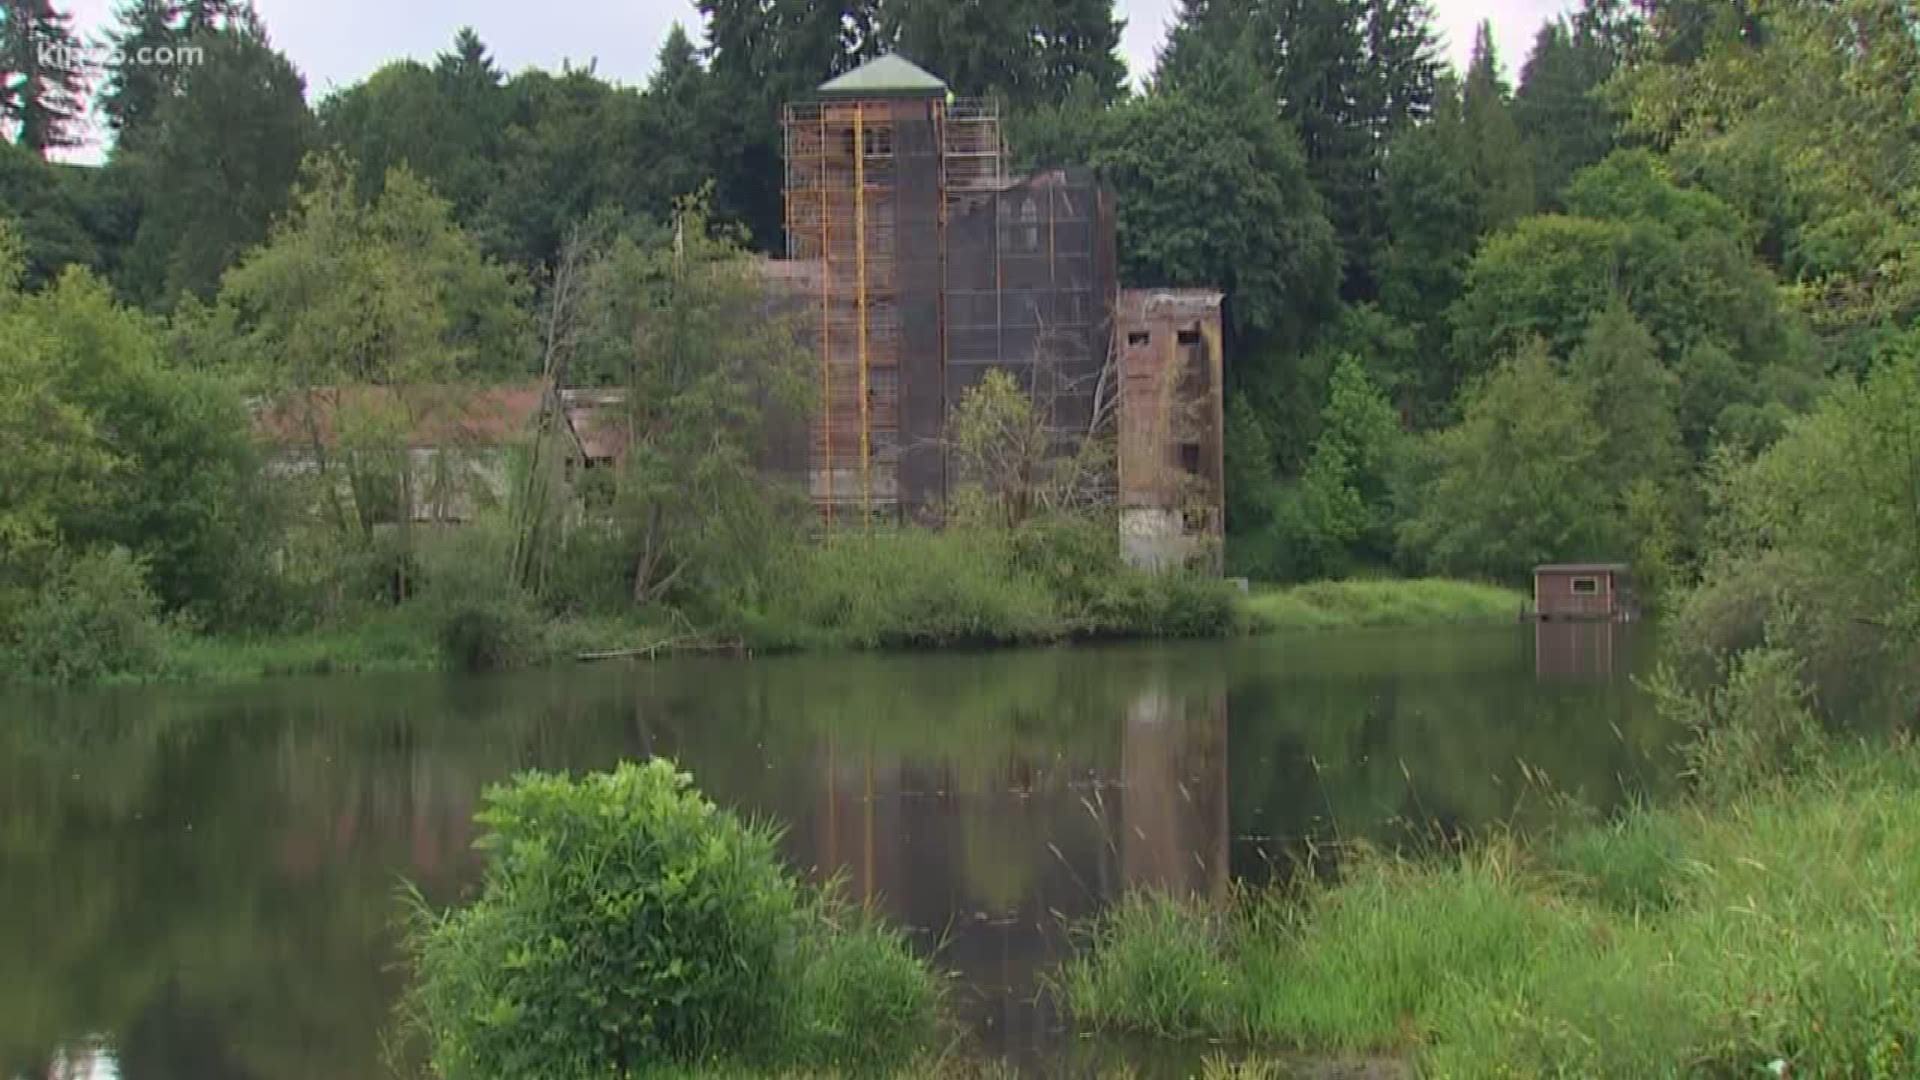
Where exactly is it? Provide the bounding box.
[1532,563,1635,622]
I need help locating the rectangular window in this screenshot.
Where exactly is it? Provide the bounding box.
[1127,330,1151,347]
[1177,328,1202,346]
[1571,577,1600,595]
[1178,442,1202,474]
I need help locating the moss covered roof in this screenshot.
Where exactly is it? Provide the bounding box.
[816,54,947,98]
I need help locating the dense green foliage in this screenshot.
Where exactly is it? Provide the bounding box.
[1063,272,1920,1073]
[406,760,937,1077]
[737,519,1238,650]
[4,0,1917,674]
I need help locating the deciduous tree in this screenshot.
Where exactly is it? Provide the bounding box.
[1399,339,1614,581]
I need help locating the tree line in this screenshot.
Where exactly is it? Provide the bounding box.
[2,0,1917,666]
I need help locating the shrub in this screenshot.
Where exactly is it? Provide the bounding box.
[1083,571,1239,638]
[1649,644,1824,799]
[419,530,543,672]
[5,546,174,685]
[406,761,803,1076]
[405,762,940,1079]
[740,529,1062,650]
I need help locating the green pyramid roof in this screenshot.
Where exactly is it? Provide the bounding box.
[816,54,947,99]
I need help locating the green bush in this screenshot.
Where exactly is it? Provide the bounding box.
[406,761,939,1079]
[1649,644,1825,799]
[740,529,1062,650]
[407,761,801,1075]
[4,546,174,685]
[419,531,543,672]
[1083,571,1239,638]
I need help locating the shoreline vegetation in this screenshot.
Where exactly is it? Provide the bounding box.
[1061,734,1920,1078]
[399,657,1917,1079]
[37,571,1529,690]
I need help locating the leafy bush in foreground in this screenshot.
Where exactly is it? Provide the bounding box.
[405,761,938,1079]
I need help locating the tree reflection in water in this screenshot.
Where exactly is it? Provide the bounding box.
[0,627,1667,1077]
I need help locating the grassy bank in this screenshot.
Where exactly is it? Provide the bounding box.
[153,608,674,684]
[1237,578,1525,632]
[1060,732,1920,1077]
[730,525,1237,651]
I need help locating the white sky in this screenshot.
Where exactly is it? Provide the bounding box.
[56,0,1570,158]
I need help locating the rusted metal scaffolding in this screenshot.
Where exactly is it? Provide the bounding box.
[783,91,1007,525]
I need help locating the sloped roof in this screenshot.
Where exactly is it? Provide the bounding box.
[816,54,947,98]
[253,385,629,463]
[253,386,546,449]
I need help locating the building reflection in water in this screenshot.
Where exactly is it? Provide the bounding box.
[798,671,1228,1062]
[1535,620,1628,680]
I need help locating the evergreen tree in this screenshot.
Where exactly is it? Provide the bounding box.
[888,0,1035,102]
[1,0,90,155]
[1514,19,1616,207]
[639,24,717,221]
[1158,0,1439,302]
[101,0,178,140]
[115,19,312,306]
[1033,0,1126,104]
[1378,73,1479,417]
[697,0,884,248]
[1462,21,1533,230]
[179,0,232,35]
[438,26,501,97]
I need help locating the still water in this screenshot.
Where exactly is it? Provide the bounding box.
[2,623,1663,1078]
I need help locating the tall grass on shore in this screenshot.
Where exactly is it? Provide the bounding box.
[729,521,1238,651]
[1237,578,1525,633]
[1059,646,1920,1077]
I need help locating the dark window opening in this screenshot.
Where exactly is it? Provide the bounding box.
[863,127,893,157]
[1571,577,1601,595]
[1178,442,1202,474]
[1127,330,1151,347]
[1177,328,1202,346]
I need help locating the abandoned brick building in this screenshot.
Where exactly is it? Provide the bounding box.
[779,54,1226,570]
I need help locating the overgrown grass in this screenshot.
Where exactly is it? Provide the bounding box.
[1059,737,1920,1077]
[731,522,1238,651]
[1237,578,1525,633]
[157,607,670,684]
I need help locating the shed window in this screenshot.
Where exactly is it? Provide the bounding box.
[1177,328,1202,346]
[1571,576,1601,595]
[1178,442,1202,474]
[1127,330,1151,347]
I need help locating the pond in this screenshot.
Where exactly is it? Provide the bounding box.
[1,623,1666,1079]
